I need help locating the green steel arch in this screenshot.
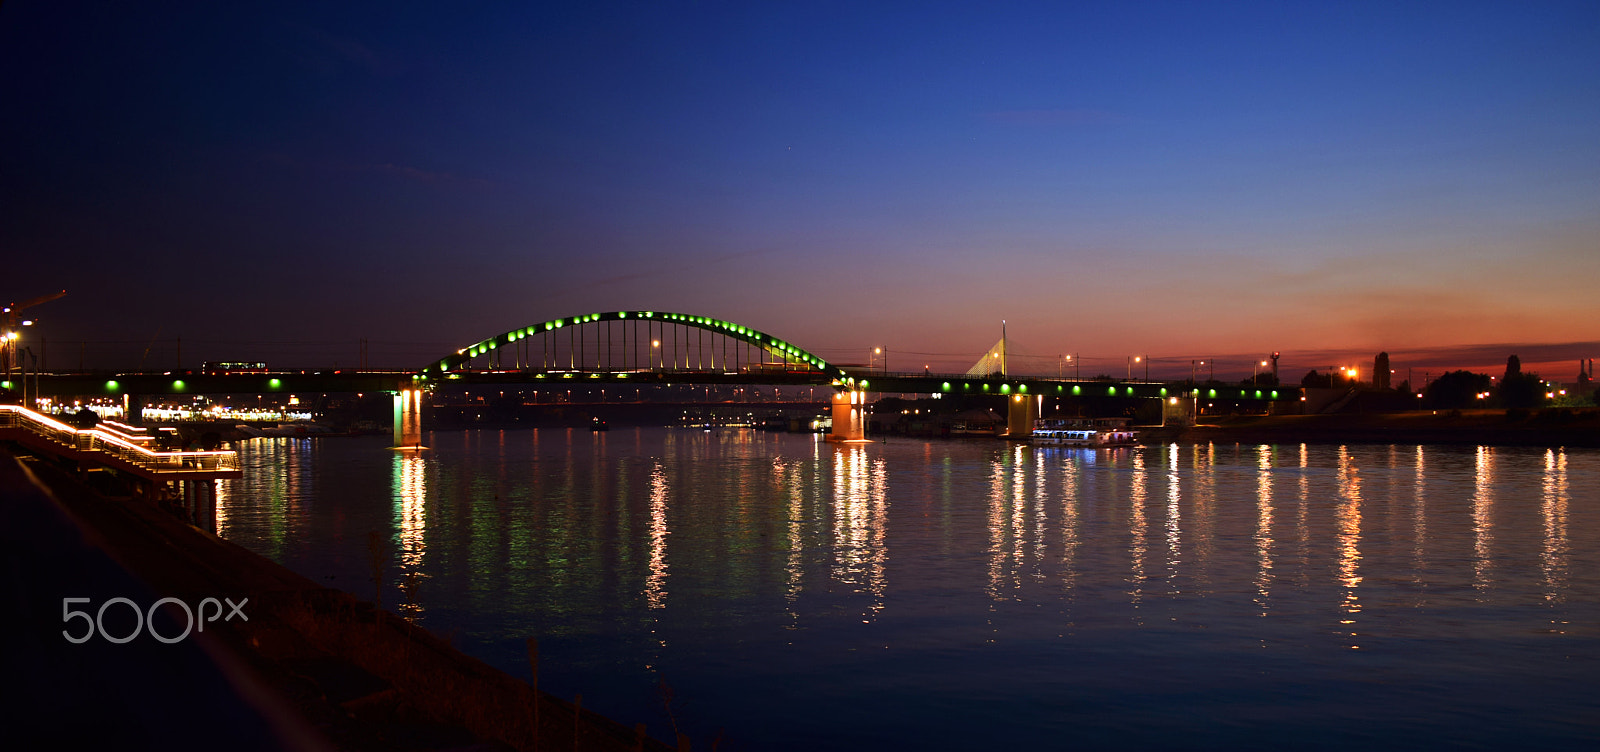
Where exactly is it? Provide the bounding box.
[419,310,845,378]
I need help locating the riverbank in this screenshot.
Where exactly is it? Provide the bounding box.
[3,446,675,751]
[1167,408,1600,448]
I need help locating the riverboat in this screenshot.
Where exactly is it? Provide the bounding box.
[1029,419,1137,447]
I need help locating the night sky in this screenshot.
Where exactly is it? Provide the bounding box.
[3,2,1596,380]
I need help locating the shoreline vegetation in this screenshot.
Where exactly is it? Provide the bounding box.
[8,447,675,752]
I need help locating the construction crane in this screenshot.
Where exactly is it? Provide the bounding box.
[3,289,66,379]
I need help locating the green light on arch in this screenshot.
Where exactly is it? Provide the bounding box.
[429,311,835,376]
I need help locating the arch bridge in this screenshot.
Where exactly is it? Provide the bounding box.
[23,310,1302,445]
[422,310,847,384]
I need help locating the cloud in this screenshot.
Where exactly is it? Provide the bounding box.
[979,109,1128,126]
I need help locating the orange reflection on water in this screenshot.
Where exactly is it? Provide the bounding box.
[1165,444,1182,593]
[645,461,669,609]
[1128,450,1148,610]
[1541,449,1569,603]
[1012,446,1027,585]
[1060,451,1081,591]
[774,458,805,605]
[831,445,887,615]
[1335,446,1363,647]
[395,453,427,569]
[986,456,1008,600]
[1295,444,1309,587]
[1255,445,1274,613]
[1190,443,1216,586]
[1412,445,1427,602]
[1034,449,1048,571]
[214,475,232,536]
[1473,447,1495,594]
[217,438,306,559]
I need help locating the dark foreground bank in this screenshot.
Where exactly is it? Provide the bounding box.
[0,446,676,751]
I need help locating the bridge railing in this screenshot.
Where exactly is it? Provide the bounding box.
[0,405,239,475]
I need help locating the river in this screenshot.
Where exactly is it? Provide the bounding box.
[216,429,1599,750]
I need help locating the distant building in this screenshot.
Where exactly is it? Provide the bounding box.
[1373,352,1391,389]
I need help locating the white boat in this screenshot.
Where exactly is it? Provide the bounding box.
[1029,419,1137,447]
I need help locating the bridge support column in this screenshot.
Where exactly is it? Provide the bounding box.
[125,394,145,426]
[191,480,216,534]
[393,387,423,448]
[1162,395,1196,427]
[1005,394,1041,438]
[827,390,865,442]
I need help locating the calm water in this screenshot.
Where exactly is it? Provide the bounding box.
[217,430,1600,750]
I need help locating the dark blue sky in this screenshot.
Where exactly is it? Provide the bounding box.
[3,1,1596,377]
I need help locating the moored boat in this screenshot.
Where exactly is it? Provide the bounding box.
[1030,419,1137,447]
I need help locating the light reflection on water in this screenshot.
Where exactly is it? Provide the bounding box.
[218,431,1600,750]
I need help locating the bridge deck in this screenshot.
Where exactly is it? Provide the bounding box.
[23,367,1301,403]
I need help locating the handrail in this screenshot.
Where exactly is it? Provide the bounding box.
[0,405,238,475]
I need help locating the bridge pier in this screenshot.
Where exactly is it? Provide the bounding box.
[393,387,423,448]
[1005,394,1041,438]
[827,390,866,442]
[1162,395,1196,427]
[181,479,217,534]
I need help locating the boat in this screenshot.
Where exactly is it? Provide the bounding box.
[590,417,609,431]
[1029,419,1137,447]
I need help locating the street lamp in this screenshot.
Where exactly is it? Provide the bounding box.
[652,340,661,369]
